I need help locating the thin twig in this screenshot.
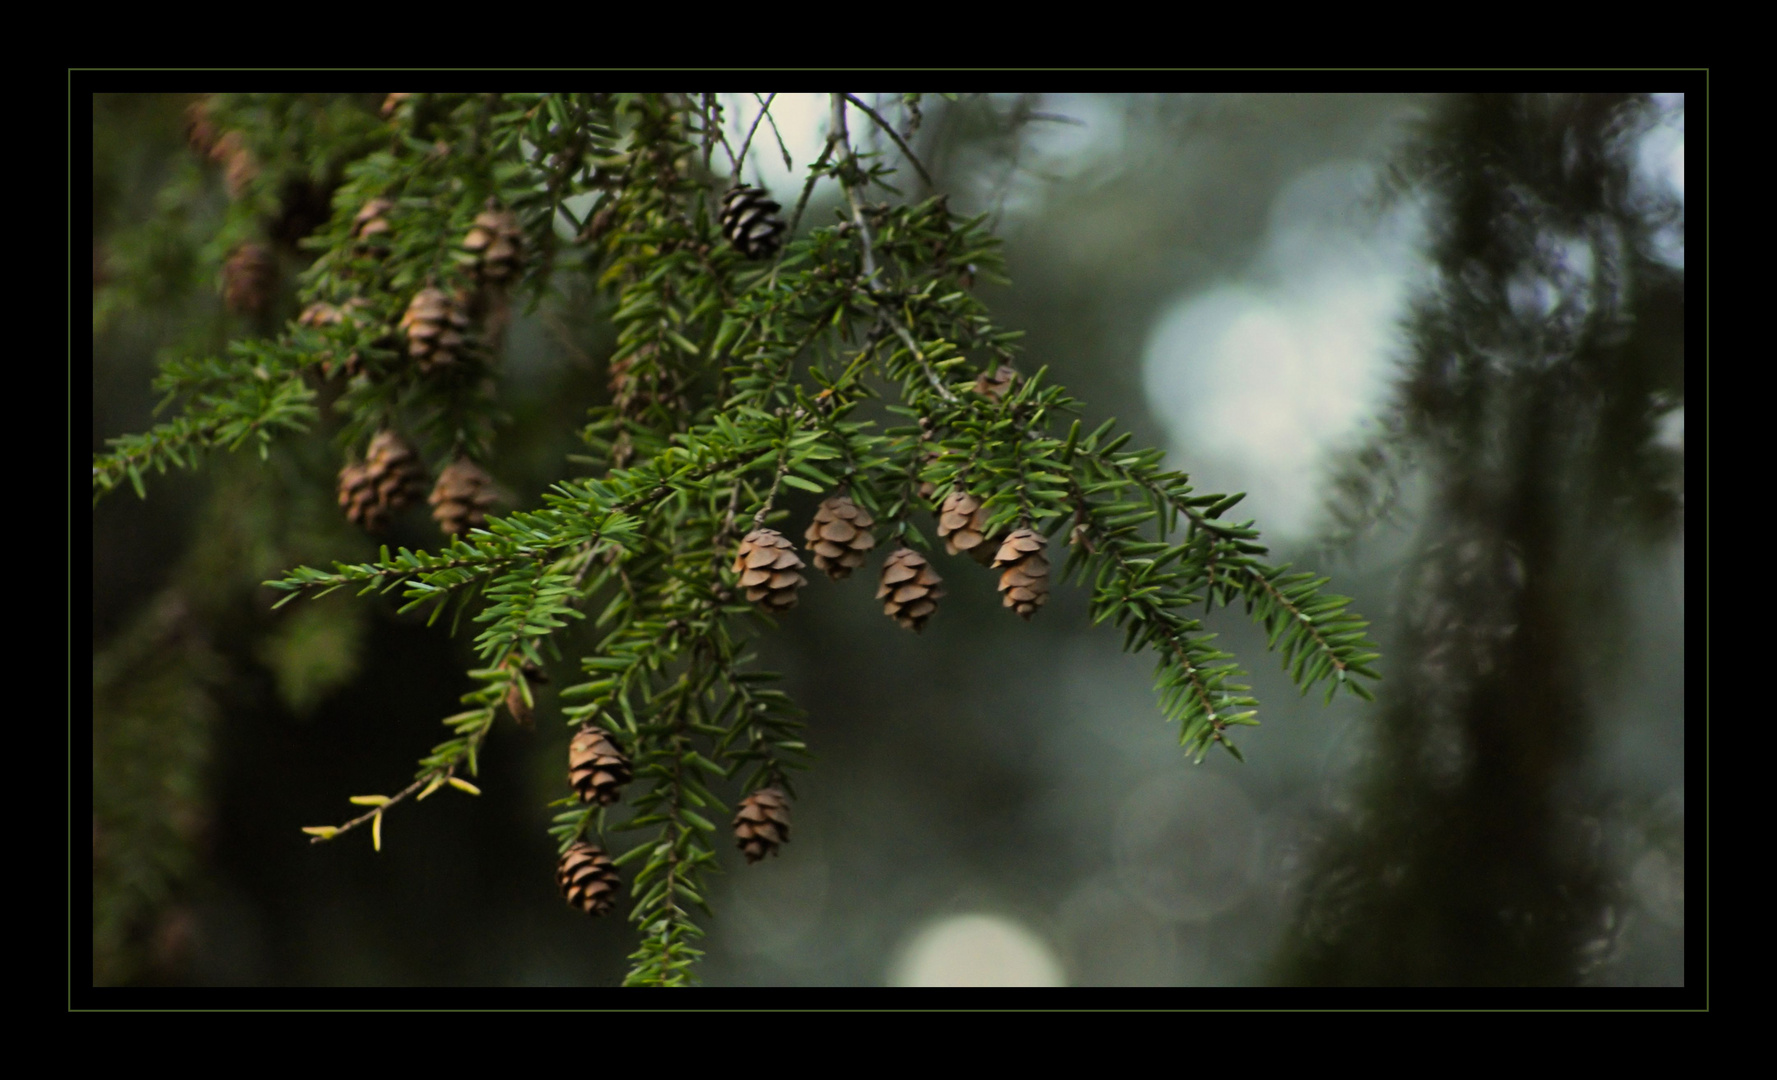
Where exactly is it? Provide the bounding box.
[830,94,879,283]
[843,93,934,190]
[751,93,795,174]
[734,93,779,180]
[304,747,480,845]
[827,94,956,403]
[766,135,840,294]
[750,422,802,530]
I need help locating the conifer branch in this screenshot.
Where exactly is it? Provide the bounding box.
[97,92,1381,987]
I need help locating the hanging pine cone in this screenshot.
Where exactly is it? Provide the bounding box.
[462,204,524,284]
[608,343,661,418]
[223,242,275,316]
[337,429,427,533]
[503,656,544,729]
[877,547,945,632]
[720,185,786,259]
[916,449,941,500]
[399,286,472,373]
[992,528,1050,620]
[352,198,394,248]
[557,843,621,916]
[210,130,259,200]
[428,458,498,537]
[732,529,807,612]
[937,489,995,562]
[974,365,1018,403]
[568,725,633,806]
[298,298,376,378]
[185,97,218,159]
[803,493,877,580]
[915,417,942,499]
[733,788,791,863]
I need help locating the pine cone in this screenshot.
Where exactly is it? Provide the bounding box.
[503,656,544,729]
[937,489,995,563]
[399,286,472,373]
[505,681,533,728]
[462,204,524,284]
[185,97,218,159]
[223,243,274,316]
[557,843,621,916]
[608,345,656,416]
[352,198,394,248]
[720,185,786,260]
[338,429,427,533]
[974,365,1018,403]
[732,529,807,612]
[428,458,498,537]
[211,130,258,200]
[877,547,945,631]
[733,788,791,863]
[568,725,633,806]
[992,528,1050,619]
[803,493,877,580]
[299,298,375,378]
[915,418,943,499]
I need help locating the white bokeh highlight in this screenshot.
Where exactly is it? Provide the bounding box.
[1143,160,1420,539]
[888,913,1066,987]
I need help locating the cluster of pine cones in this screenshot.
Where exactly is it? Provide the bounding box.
[335,430,497,540]
[186,97,258,200]
[552,716,795,915]
[731,480,1051,630]
[326,185,530,534]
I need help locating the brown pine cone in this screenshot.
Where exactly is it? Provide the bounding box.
[299,297,376,378]
[733,788,791,863]
[992,528,1050,619]
[557,843,621,915]
[352,198,395,248]
[210,130,259,200]
[223,243,275,316]
[462,204,524,284]
[568,726,633,806]
[877,547,945,632]
[503,656,543,729]
[973,364,1018,403]
[338,430,427,533]
[732,529,807,612]
[803,493,877,580]
[937,489,996,563]
[185,97,219,159]
[428,458,498,537]
[399,286,473,373]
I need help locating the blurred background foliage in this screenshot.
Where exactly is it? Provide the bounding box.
[90,91,1686,987]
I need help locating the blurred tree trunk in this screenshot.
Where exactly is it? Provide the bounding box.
[1274,93,1684,985]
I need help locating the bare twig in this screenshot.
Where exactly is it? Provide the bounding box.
[749,93,794,175]
[829,93,957,404]
[734,93,779,180]
[830,95,878,282]
[843,93,934,191]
